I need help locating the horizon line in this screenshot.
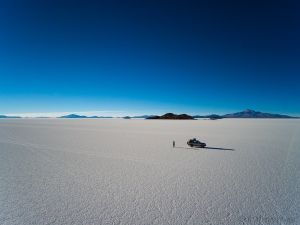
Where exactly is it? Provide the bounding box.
[1,110,300,118]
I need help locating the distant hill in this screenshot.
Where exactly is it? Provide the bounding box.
[147,113,195,120]
[58,114,88,118]
[58,114,112,118]
[193,114,223,119]
[132,115,157,118]
[0,115,21,118]
[90,116,113,118]
[222,109,295,118]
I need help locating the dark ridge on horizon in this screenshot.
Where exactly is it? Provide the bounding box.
[147,113,195,120]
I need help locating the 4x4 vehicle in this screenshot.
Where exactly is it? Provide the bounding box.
[187,138,206,148]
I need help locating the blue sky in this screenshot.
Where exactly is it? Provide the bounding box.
[1,0,299,117]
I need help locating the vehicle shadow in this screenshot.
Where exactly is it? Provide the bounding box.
[204,147,235,151]
[175,146,234,151]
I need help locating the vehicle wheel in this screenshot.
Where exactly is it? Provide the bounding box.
[190,144,193,147]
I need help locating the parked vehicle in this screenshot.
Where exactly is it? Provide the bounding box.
[187,138,206,148]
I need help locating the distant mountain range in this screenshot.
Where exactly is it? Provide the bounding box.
[132,115,157,118]
[115,115,157,118]
[58,114,113,118]
[146,110,295,119]
[194,109,296,118]
[221,109,295,118]
[0,110,297,119]
[193,114,223,119]
[0,115,21,118]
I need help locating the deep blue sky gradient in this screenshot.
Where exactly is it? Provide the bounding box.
[1,0,299,116]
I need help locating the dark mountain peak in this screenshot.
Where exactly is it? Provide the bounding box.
[243,109,253,112]
[164,113,175,117]
[223,110,294,118]
[147,113,195,120]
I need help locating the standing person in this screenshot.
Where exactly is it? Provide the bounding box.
[173,141,175,148]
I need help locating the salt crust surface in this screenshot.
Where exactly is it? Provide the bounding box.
[0,119,299,224]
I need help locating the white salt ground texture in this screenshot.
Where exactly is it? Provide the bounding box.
[0,118,299,225]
